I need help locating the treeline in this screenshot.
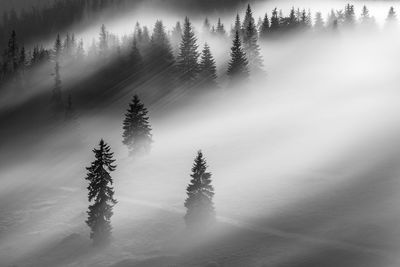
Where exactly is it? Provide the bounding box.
[1,4,399,117]
[0,0,127,51]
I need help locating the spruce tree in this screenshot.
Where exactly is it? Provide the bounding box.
[242,4,255,34]
[85,139,117,246]
[386,7,397,28]
[203,17,211,33]
[51,61,64,114]
[130,38,143,77]
[243,12,263,75]
[171,21,183,56]
[199,43,217,87]
[270,8,280,34]
[122,95,152,155]
[216,18,226,36]
[260,13,270,39]
[314,12,325,31]
[149,20,175,74]
[176,17,199,83]
[54,34,62,61]
[227,30,249,81]
[184,151,215,228]
[7,30,18,74]
[99,24,108,57]
[344,4,356,27]
[231,14,242,37]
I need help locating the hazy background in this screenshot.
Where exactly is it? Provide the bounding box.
[1,0,400,267]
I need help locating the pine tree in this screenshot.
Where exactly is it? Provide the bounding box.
[216,18,226,36]
[130,38,143,76]
[51,61,64,114]
[7,30,18,74]
[122,95,152,155]
[176,17,199,83]
[184,151,215,228]
[386,7,397,27]
[171,21,183,56]
[243,12,263,75]
[18,46,26,74]
[99,24,108,57]
[198,43,217,87]
[227,30,249,81]
[260,13,270,39]
[344,4,355,27]
[65,94,77,121]
[242,4,255,34]
[314,12,325,31]
[85,139,117,246]
[149,20,175,74]
[203,17,211,33]
[54,34,62,61]
[270,8,280,34]
[231,14,241,37]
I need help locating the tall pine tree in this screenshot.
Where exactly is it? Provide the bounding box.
[199,43,217,87]
[242,9,263,75]
[184,151,215,228]
[85,139,117,246]
[260,13,270,39]
[227,30,249,81]
[176,17,199,84]
[50,61,64,115]
[122,95,152,155]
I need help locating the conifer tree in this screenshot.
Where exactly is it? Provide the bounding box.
[243,12,263,75]
[360,5,370,24]
[231,14,242,37]
[260,13,270,39]
[18,46,26,74]
[65,94,77,121]
[130,38,143,76]
[386,7,397,27]
[203,17,211,33]
[7,30,18,74]
[85,139,117,246]
[171,21,183,55]
[242,4,255,34]
[176,17,199,83]
[76,39,85,60]
[122,95,152,155]
[54,34,62,61]
[227,30,249,81]
[51,61,64,114]
[270,8,280,34]
[199,43,217,87]
[184,151,215,228]
[216,18,226,36]
[314,12,325,31]
[149,20,175,74]
[99,24,108,57]
[344,4,356,27]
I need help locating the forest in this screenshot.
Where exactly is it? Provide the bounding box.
[1,1,400,267]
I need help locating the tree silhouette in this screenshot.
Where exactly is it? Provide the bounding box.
[184,151,215,228]
[50,61,64,115]
[227,30,249,81]
[242,9,263,75]
[231,14,242,37]
[260,13,270,39]
[85,139,117,246]
[199,43,217,87]
[122,95,152,155]
[176,17,199,83]
[386,7,397,28]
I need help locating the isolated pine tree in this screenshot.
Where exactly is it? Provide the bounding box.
[203,17,211,33]
[227,31,249,81]
[199,43,217,87]
[85,139,117,246]
[184,151,215,228]
[122,95,152,155]
[344,4,355,27]
[176,17,199,83]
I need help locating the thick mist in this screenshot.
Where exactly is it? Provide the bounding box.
[2,1,400,267]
